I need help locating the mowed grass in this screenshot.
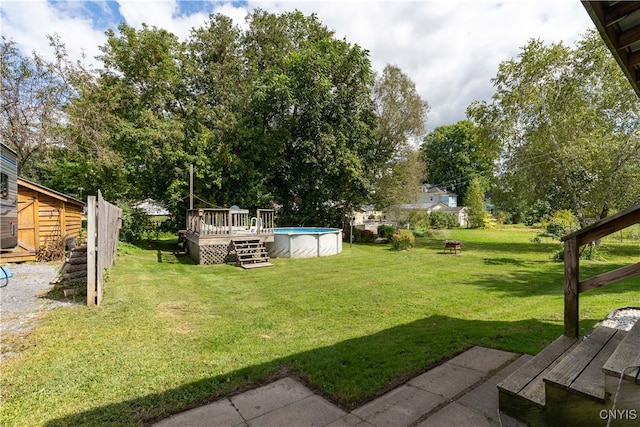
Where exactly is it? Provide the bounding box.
[1,227,638,426]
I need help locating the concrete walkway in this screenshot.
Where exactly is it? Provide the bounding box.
[153,346,530,427]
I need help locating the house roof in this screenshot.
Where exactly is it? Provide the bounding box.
[134,198,170,216]
[386,202,446,211]
[17,178,85,207]
[422,184,457,196]
[435,206,467,213]
[582,1,640,97]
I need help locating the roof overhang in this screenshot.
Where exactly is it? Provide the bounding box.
[582,1,640,97]
[18,178,85,207]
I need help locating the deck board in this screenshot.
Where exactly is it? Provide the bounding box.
[498,335,577,405]
[603,320,640,382]
[544,326,619,400]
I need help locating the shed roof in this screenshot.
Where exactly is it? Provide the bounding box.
[18,178,85,207]
[583,1,640,96]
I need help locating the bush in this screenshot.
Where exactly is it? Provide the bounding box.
[429,211,458,229]
[352,228,375,243]
[408,211,430,229]
[377,224,396,242]
[524,200,552,226]
[493,210,512,224]
[118,202,153,243]
[543,210,578,239]
[391,229,415,251]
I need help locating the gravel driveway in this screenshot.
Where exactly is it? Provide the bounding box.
[1,262,72,337]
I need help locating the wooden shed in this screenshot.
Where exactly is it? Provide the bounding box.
[0,178,85,263]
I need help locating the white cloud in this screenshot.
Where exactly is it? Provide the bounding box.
[1,0,595,129]
[1,0,106,67]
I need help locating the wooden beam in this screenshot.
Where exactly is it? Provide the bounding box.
[562,203,640,246]
[604,1,640,27]
[617,24,640,51]
[579,262,640,293]
[86,196,96,307]
[564,237,580,338]
[629,51,640,67]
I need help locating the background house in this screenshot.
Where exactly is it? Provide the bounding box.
[384,185,468,227]
[384,202,468,227]
[418,184,458,207]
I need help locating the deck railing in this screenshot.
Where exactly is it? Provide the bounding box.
[561,203,640,338]
[186,208,275,236]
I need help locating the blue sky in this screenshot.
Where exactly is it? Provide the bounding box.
[1,1,595,131]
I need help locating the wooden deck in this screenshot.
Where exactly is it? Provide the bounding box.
[500,203,640,426]
[499,324,639,426]
[184,208,275,265]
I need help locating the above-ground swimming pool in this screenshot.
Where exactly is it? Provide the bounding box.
[266,227,343,258]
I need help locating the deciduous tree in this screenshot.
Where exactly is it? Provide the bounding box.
[468,30,640,224]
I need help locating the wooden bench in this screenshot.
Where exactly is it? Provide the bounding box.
[444,240,461,254]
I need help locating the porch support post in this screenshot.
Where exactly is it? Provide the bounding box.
[564,236,580,338]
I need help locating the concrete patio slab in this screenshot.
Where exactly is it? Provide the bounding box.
[230,377,314,420]
[447,346,519,373]
[416,401,498,427]
[457,354,532,419]
[351,384,444,427]
[153,398,244,427]
[247,395,346,427]
[408,363,486,399]
[152,347,528,427]
[325,413,375,426]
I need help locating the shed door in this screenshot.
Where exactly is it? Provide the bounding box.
[17,192,38,253]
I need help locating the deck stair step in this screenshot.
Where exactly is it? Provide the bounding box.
[602,320,640,421]
[499,325,637,426]
[544,325,626,402]
[498,335,578,408]
[603,319,640,383]
[232,239,272,269]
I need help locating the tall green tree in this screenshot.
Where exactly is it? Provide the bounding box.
[374,149,425,209]
[465,176,487,228]
[421,120,497,205]
[96,23,187,204]
[241,10,377,225]
[0,36,74,175]
[371,64,429,208]
[468,30,640,224]
[372,64,429,163]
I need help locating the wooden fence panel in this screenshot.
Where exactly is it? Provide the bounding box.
[87,191,122,306]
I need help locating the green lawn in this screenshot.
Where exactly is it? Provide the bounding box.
[1,227,638,426]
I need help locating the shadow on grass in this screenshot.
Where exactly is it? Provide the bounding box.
[43,315,601,427]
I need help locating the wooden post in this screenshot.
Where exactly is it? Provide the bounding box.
[564,236,580,338]
[86,195,97,306]
[96,191,104,307]
[189,164,193,210]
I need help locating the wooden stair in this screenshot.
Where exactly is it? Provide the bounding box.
[232,239,272,269]
[498,322,640,426]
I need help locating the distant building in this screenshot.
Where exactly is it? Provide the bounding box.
[384,185,468,227]
[418,184,457,207]
[134,199,170,217]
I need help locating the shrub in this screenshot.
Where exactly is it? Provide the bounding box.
[377,224,396,241]
[391,229,415,251]
[493,210,512,224]
[524,200,552,226]
[352,228,375,243]
[430,211,457,229]
[408,211,430,229]
[118,202,153,243]
[543,210,578,239]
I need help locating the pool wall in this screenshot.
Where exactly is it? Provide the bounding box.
[266,228,343,258]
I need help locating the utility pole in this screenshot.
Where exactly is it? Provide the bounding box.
[189,164,194,210]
